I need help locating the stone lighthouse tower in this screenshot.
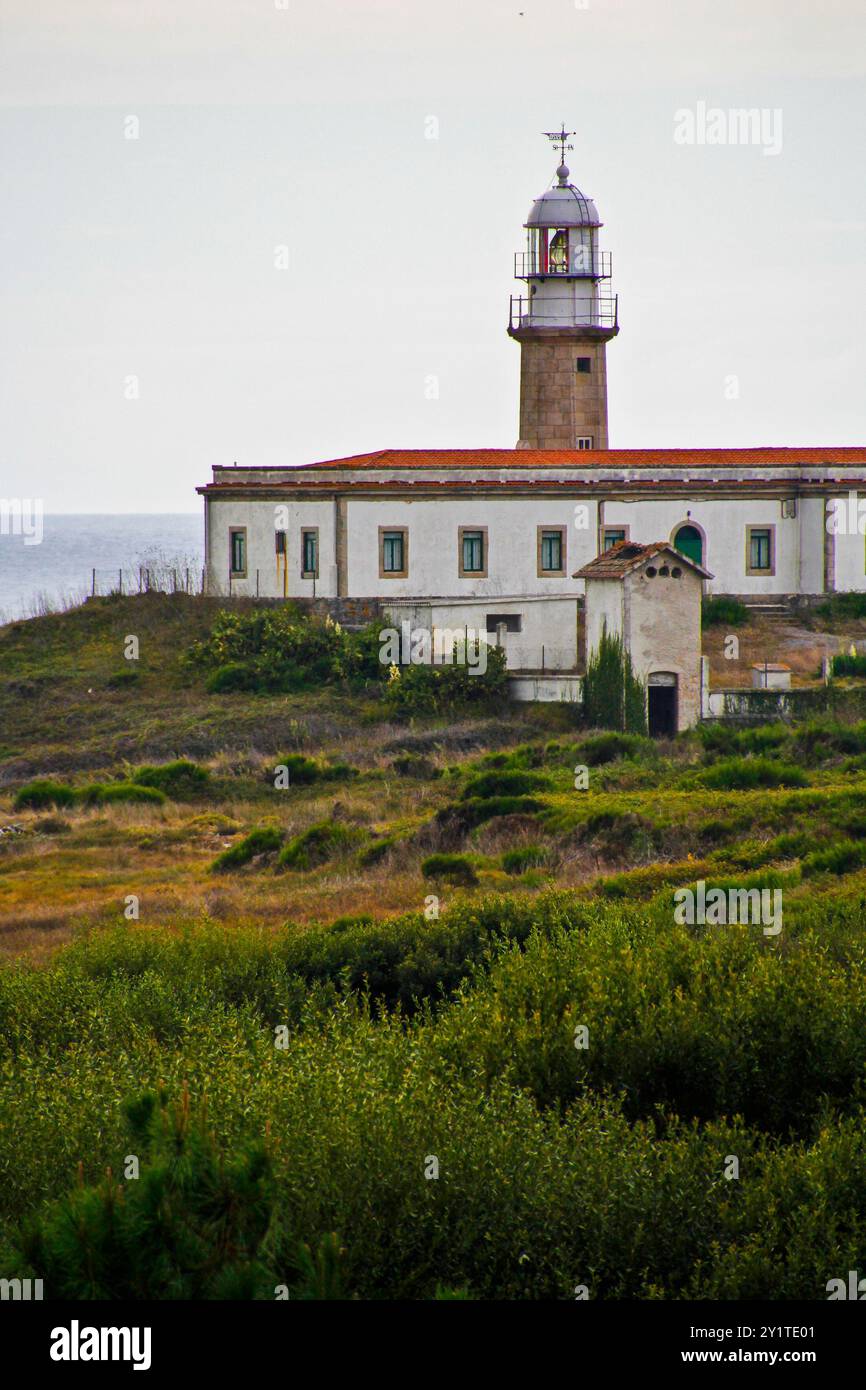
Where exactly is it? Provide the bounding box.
[508,129,618,450]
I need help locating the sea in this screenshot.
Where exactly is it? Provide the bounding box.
[0,514,204,623]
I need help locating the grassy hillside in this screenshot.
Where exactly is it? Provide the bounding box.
[3,595,866,1299]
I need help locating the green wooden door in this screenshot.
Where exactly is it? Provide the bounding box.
[673,525,703,566]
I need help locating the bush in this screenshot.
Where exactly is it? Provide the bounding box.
[13,780,77,811]
[582,626,646,735]
[435,796,544,838]
[132,759,210,798]
[357,835,399,867]
[460,769,550,800]
[278,821,365,871]
[575,732,653,766]
[383,645,509,718]
[390,754,441,780]
[802,839,866,878]
[13,778,166,811]
[206,662,257,694]
[815,593,866,621]
[832,653,866,678]
[191,609,382,694]
[702,595,749,627]
[271,753,356,787]
[694,758,808,790]
[77,783,166,807]
[698,722,791,762]
[789,719,866,764]
[421,853,479,886]
[502,845,549,875]
[211,826,284,872]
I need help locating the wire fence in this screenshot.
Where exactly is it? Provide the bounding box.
[87,563,206,598]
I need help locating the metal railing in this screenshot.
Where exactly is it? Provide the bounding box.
[513,250,612,280]
[508,293,619,332]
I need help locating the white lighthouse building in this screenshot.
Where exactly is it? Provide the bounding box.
[197,130,866,705]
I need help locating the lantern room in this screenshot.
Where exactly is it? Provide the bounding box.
[510,157,617,333]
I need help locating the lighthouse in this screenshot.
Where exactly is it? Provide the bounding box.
[509,129,618,450]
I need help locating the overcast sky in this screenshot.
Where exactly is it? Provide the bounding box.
[1,0,864,513]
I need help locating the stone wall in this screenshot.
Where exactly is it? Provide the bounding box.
[517,334,610,449]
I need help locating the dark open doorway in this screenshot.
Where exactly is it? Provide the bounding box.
[648,675,678,737]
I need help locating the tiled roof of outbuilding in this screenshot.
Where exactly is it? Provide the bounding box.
[573,540,713,580]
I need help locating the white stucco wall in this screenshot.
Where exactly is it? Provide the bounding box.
[345,497,599,600]
[204,482,866,604]
[384,597,579,672]
[831,496,866,593]
[602,497,803,594]
[584,579,623,656]
[206,497,337,598]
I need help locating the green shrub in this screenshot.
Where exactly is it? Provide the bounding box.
[278,821,365,871]
[77,783,166,807]
[575,732,653,766]
[501,845,549,875]
[272,753,356,786]
[191,609,382,695]
[582,625,646,735]
[832,653,866,678]
[132,759,210,798]
[435,796,544,837]
[802,839,866,878]
[694,758,808,790]
[815,593,866,621]
[421,853,479,886]
[357,835,399,867]
[383,644,509,717]
[390,754,441,780]
[698,722,791,762]
[460,769,550,800]
[206,662,257,693]
[789,719,866,764]
[13,780,77,811]
[702,595,749,627]
[211,826,284,872]
[13,778,167,811]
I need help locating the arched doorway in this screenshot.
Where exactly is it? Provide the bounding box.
[648,672,678,737]
[672,524,703,567]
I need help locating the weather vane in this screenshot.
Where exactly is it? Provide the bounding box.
[542,126,575,164]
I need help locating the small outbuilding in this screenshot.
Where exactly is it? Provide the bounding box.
[752,662,792,690]
[574,540,712,734]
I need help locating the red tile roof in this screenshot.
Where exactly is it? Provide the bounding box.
[574,540,712,580]
[286,447,866,472]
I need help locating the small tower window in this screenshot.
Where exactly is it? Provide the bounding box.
[275,530,287,556]
[576,357,591,374]
[576,436,593,450]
